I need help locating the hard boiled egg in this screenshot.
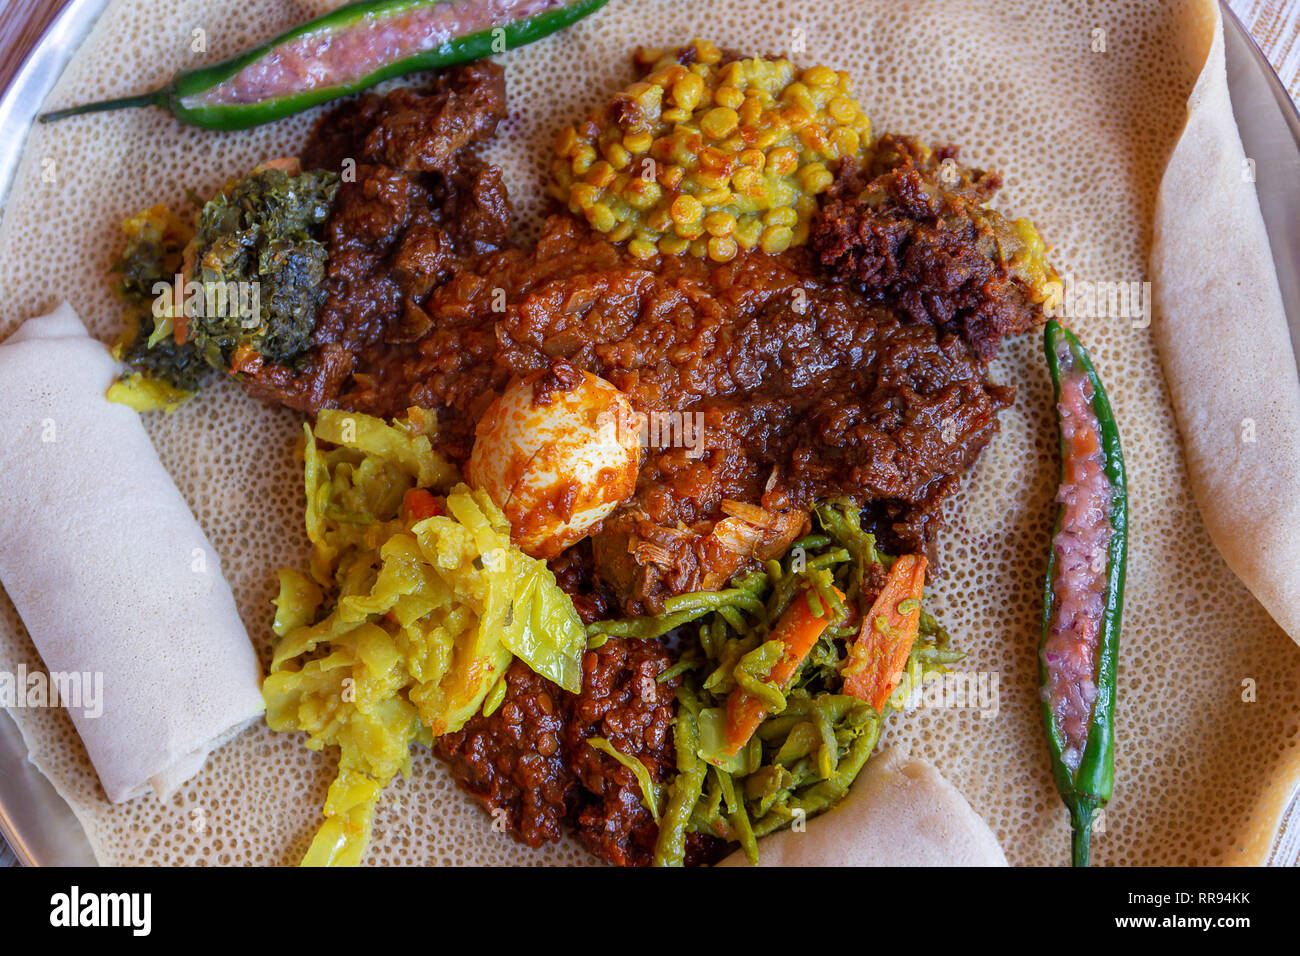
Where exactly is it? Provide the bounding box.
[468,362,641,559]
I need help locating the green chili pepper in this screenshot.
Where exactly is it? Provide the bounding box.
[39,0,610,130]
[1041,320,1128,867]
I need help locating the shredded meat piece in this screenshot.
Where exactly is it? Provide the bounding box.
[593,503,808,610]
[361,67,505,175]
[811,133,1045,361]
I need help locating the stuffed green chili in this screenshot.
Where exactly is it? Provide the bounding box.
[40,0,609,129]
[1040,319,1128,867]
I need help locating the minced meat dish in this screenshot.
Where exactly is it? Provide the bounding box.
[436,638,727,867]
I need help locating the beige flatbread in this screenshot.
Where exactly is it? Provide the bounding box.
[0,0,1298,865]
[1151,17,1300,647]
[0,304,264,805]
[717,747,1007,866]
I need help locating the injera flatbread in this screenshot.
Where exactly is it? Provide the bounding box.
[0,303,264,804]
[1,0,1298,865]
[717,747,1008,866]
[1151,18,1300,648]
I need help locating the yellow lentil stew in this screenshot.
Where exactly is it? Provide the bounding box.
[549,39,873,262]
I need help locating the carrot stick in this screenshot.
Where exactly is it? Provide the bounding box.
[402,488,443,521]
[722,585,842,756]
[842,555,928,711]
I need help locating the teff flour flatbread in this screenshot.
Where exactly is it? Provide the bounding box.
[1,0,1298,865]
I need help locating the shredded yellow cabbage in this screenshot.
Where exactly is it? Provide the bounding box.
[264,408,586,866]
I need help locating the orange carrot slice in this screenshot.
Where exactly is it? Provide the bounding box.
[402,488,443,522]
[842,555,928,711]
[229,344,263,374]
[721,585,843,756]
